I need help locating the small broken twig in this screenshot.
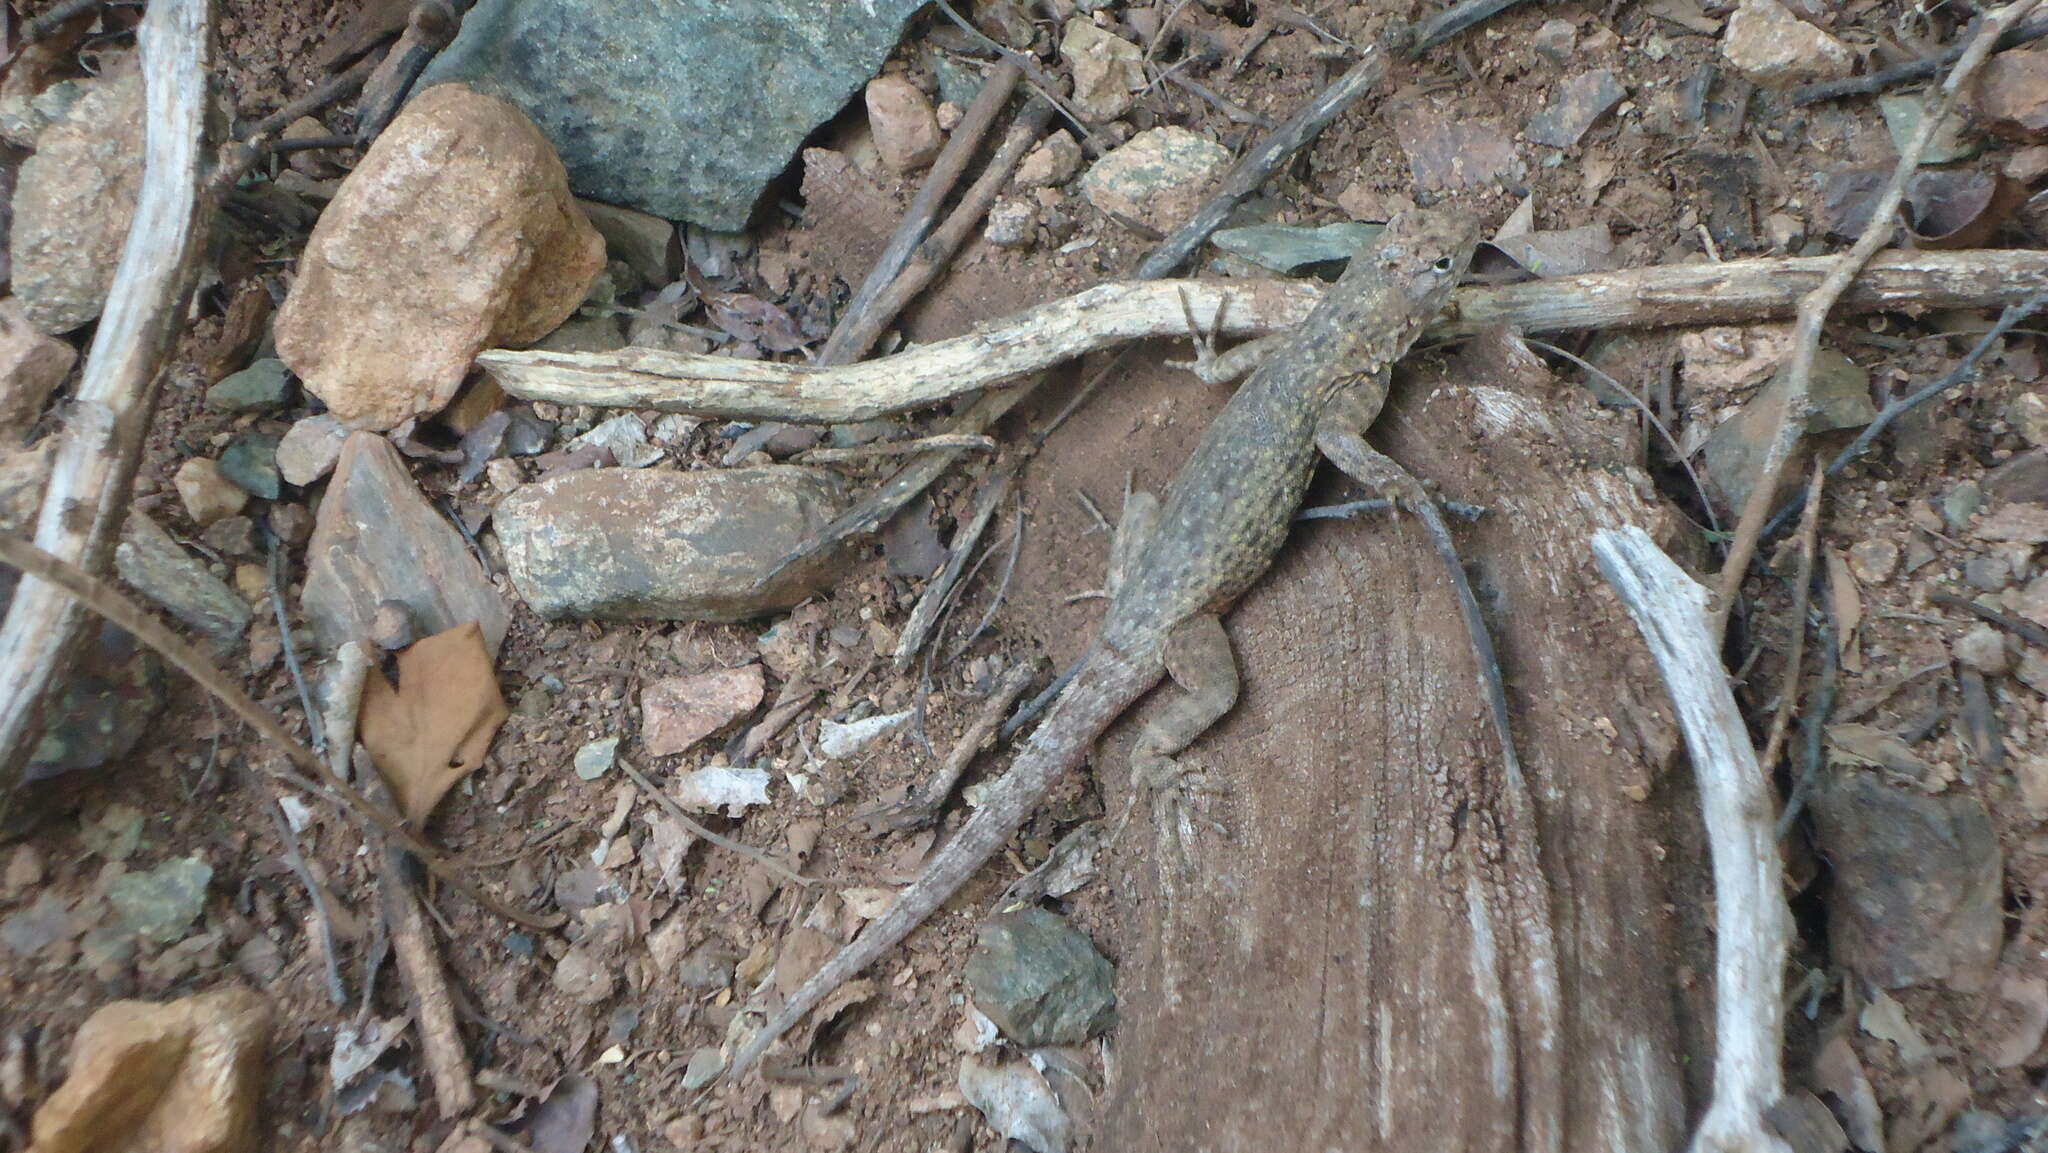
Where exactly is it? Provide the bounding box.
[1712,0,2043,638]
[894,460,1019,670]
[615,757,812,886]
[858,660,1040,834]
[1758,463,1825,774]
[379,844,477,1117]
[1790,9,2048,104]
[1592,526,1793,1153]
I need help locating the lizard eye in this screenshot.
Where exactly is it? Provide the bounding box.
[1432,256,1456,273]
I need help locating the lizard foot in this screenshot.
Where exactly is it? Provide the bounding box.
[1131,748,1231,876]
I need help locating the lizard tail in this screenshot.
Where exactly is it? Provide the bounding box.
[724,650,1160,1081]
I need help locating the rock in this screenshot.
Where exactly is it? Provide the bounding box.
[985,198,1037,248]
[2017,572,2048,629]
[1978,45,2048,143]
[958,1056,1073,1153]
[1,893,72,958]
[1974,502,2048,543]
[107,856,212,945]
[1531,18,1577,65]
[218,434,281,500]
[1014,131,1081,188]
[200,516,256,558]
[1700,350,1875,513]
[275,414,348,487]
[173,459,249,527]
[2012,392,2048,447]
[573,736,617,781]
[22,621,163,783]
[1985,450,2048,506]
[818,710,911,759]
[577,199,676,286]
[269,503,313,546]
[1212,222,1382,275]
[368,599,415,651]
[1965,554,2013,591]
[495,466,853,620]
[417,0,924,227]
[9,64,143,333]
[1525,70,1626,149]
[1389,104,1527,195]
[1080,127,1233,233]
[116,511,253,647]
[671,765,769,815]
[274,84,604,430]
[0,296,74,435]
[28,986,271,1153]
[204,359,293,414]
[963,908,1116,1047]
[1062,19,1144,122]
[1944,480,1984,531]
[2018,754,2048,818]
[641,666,765,756]
[567,412,661,467]
[1879,93,1975,165]
[865,75,942,173]
[302,432,510,655]
[552,945,615,1003]
[1954,623,2010,676]
[281,116,346,179]
[1845,538,1898,584]
[1811,771,2001,990]
[532,314,627,355]
[680,1047,725,1091]
[1721,0,1854,86]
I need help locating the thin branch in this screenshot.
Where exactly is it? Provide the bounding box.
[894,460,1018,670]
[614,757,812,886]
[1759,463,1825,774]
[1712,0,2043,638]
[1790,9,2048,104]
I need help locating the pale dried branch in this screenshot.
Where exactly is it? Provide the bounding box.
[477,249,2048,422]
[1591,526,1792,1153]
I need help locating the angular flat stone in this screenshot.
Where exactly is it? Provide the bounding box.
[964,907,1116,1047]
[116,511,252,647]
[417,0,925,227]
[495,466,852,620]
[302,432,510,655]
[1525,70,1626,149]
[9,65,142,333]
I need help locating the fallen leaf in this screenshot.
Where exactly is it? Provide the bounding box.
[1809,1035,1885,1153]
[508,1075,597,1153]
[329,1016,410,1091]
[1859,987,1932,1067]
[359,622,510,825]
[1905,170,2023,249]
[702,291,808,354]
[1826,723,1937,784]
[958,1056,1072,1153]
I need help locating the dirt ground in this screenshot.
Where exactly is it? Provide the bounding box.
[3,0,2048,1150]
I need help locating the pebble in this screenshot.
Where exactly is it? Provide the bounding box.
[2012,392,2048,448]
[963,907,1116,1046]
[1964,555,2014,592]
[1080,126,1232,233]
[173,458,249,527]
[1978,45,2048,143]
[115,511,252,647]
[641,666,766,756]
[218,433,281,499]
[486,456,525,493]
[1721,0,1854,86]
[107,855,212,944]
[1531,18,1577,65]
[577,198,677,286]
[275,84,604,430]
[269,503,314,546]
[1062,19,1144,122]
[204,358,293,414]
[200,515,257,558]
[865,75,942,173]
[494,466,854,621]
[0,296,75,436]
[369,599,416,651]
[275,413,349,487]
[1525,70,1626,149]
[418,0,925,227]
[1954,624,2011,677]
[1942,481,1983,532]
[301,432,511,655]
[1014,131,1081,188]
[533,313,627,355]
[818,710,912,759]
[9,64,143,333]
[573,736,619,780]
[984,197,1038,248]
[1844,539,1898,584]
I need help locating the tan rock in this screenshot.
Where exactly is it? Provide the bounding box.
[0,297,74,438]
[1721,0,1853,86]
[1062,19,1144,122]
[641,665,766,756]
[865,75,942,173]
[28,985,271,1153]
[1080,126,1232,233]
[9,64,144,334]
[172,459,248,528]
[1978,45,2048,143]
[275,84,604,431]
[1014,131,1082,189]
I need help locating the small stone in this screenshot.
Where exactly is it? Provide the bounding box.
[204,359,293,414]
[1525,70,1626,149]
[553,945,615,1002]
[1389,104,1526,194]
[1014,130,1081,188]
[2011,393,2048,448]
[282,116,345,179]
[116,512,253,647]
[1721,0,1854,86]
[2008,145,2048,183]
[532,313,627,355]
[680,1047,725,1091]
[1954,624,2011,676]
[865,75,942,174]
[1531,17,1577,65]
[1978,45,2048,143]
[1764,211,1805,250]
[232,564,268,601]
[2020,650,2048,697]
[369,599,415,651]
[1,893,71,958]
[10,65,143,333]
[3,844,44,896]
[275,414,349,487]
[1974,502,2048,544]
[964,907,1116,1047]
[2016,572,2048,629]
[269,504,314,546]
[274,84,604,430]
[1080,126,1233,233]
[1964,555,2013,591]
[1879,93,1975,165]
[984,197,1037,248]
[641,666,766,757]
[173,459,249,527]
[1943,481,1983,531]
[495,466,854,621]
[1845,539,1898,584]
[1062,19,1144,121]
[200,516,257,558]
[577,199,676,286]
[485,456,524,493]
[573,736,619,780]
[303,433,509,655]
[218,434,281,500]
[936,101,963,131]
[664,1115,706,1147]
[106,855,212,944]
[0,296,75,436]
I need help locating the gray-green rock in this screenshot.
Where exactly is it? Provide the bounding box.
[116,510,252,646]
[206,358,294,413]
[963,907,1116,1047]
[416,0,925,227]
[495,466,853,621]
[220,433,282,499]
[108,855,212,944]
[1212,222,1383,275]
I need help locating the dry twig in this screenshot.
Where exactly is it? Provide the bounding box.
[615,757,811,886]
[1758,463,1825,774]
[1711,0,2044,637]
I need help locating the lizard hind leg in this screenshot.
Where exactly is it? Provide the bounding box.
[1117,612,1239,876]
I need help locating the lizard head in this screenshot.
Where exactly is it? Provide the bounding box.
[1366,208,1482,318]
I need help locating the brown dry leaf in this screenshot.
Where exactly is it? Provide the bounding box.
[701,291,808,354]
[28,986,271,1153]
[1906,170,2024,249]
[359,622,509,826]
[1826,550,1863,672]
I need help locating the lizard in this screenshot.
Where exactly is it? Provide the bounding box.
[726,207,1491,1080]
